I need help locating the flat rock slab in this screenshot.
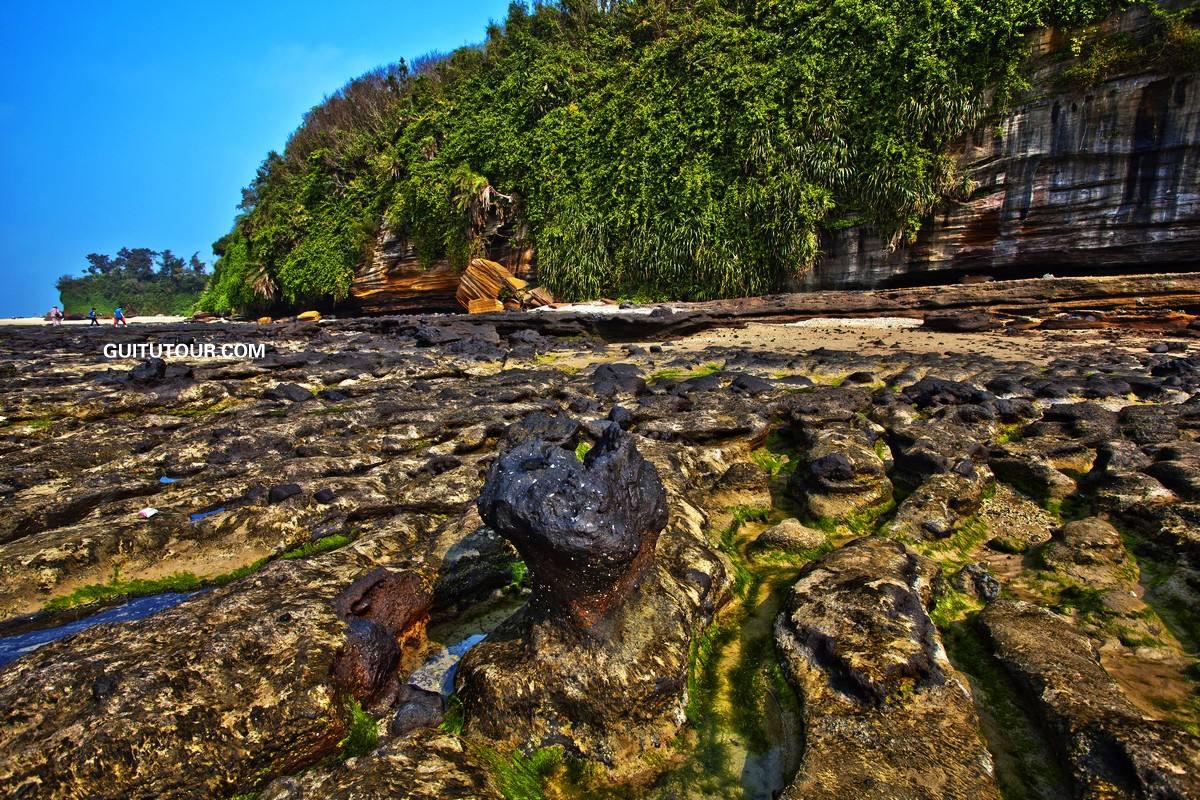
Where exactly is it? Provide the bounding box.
[980,600,1200,799]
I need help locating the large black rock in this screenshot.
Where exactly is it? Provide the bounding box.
[477,421,667,625]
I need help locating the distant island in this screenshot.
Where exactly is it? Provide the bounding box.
[56,248,208,317]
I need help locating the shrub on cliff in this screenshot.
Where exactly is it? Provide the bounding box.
[202,0,1130,312]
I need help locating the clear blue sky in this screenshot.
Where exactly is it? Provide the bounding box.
[0,0,513,317]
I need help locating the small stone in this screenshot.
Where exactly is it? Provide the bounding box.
[268,483,302,504]
[951,562,1001,603]
[752,519,827,552]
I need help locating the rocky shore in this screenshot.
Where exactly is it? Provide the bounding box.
[0,288,1197,798]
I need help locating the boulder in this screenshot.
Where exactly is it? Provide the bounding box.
[459,426,729,761]
[128,357,166,383]
[788,426,892,522]
[389,684,444,736]
[266,383,313,403]
[710,461,773,509]
[590,363,646,398]
[477,422,667,626]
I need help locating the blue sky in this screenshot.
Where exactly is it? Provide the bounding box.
[0,0,513,317]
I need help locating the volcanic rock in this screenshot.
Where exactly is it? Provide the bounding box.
[775,537,1000,799]
[476,422,667,626]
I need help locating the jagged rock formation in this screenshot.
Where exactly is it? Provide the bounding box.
[1,308,1199,797]
[810,6,1200,289]
[476,421,668,626]
[457,421,733,762]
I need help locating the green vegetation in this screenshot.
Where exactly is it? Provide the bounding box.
[57,248,208,316]
[45,569,204,611]
[648,362,723,384]
[279,533,352,560]
[440,693,466,735]
[507,558,529,591]
[937,617,1076,799]
[202,0,1137,311]
[574,440,592,461]
[481,746,563,800]
[338,699,379,759]
[44,533,354,612]
[1061,2,1200,88]
[809,496,896,536]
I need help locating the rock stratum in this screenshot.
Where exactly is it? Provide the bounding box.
[814,6,1200,289]
[0,292,1198,799]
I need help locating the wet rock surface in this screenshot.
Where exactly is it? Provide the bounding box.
[477,423,668,626]
[0,310,1198,798]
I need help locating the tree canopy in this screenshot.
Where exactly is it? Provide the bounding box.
[57,248,208,316]
[202,0,1133,313]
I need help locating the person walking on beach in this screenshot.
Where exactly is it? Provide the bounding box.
[48,306,62,326]
[88,307,99,326]
[113,305,127,327]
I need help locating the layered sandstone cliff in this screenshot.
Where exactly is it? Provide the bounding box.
[808,6,1199,289]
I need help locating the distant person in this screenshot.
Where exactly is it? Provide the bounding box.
[48,306,62,326]
[88,307,99,326]
[113,306,127,327]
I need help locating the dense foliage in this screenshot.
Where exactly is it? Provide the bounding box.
[57,248,208,316]
[203,0,1139,312]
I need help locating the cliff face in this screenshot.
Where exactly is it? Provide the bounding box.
[805,8,1199,290]
[351,220,533,314]
[349,8,1197,307]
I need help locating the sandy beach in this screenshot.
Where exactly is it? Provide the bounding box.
[0,315,188,326]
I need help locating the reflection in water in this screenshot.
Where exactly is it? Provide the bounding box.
[0,591,201,668]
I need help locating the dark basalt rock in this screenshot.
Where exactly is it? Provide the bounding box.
[477,422,667,626]
[268,483,303,504]
[389,684,445,736]
[1119,404,1181,445]
[266,382,313,403]
[1143,458,1200,501]
[502,410,580,451]
[729,372,775,395]
[607,405,634,430]
[128,357,166,383]
[590,362,646,398]
[901,376,994,408]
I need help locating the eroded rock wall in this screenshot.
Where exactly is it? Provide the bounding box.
[808,7,1200,289]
